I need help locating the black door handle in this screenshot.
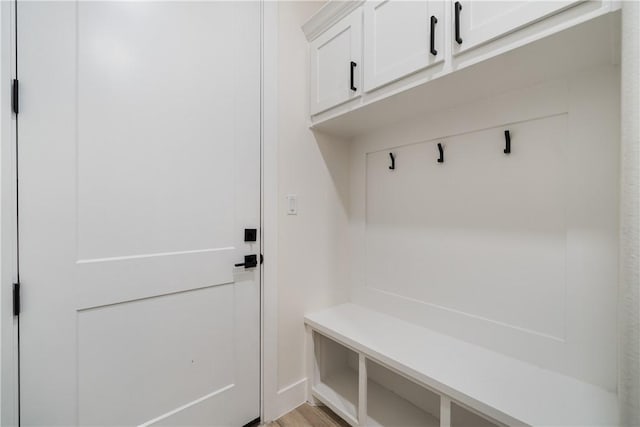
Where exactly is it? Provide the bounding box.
[350,61,357,91]
[454,2,463,45]
[235,254,258,269]
[430,16,438,56]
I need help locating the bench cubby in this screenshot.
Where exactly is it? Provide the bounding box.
[451,402,499,427]
[366,359,440,426]
[309,332,360,424]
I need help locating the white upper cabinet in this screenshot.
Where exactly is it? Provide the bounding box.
[310,7,363,115]
[303,0,617,127]
[364,0,445,92]
[452,1,582,54]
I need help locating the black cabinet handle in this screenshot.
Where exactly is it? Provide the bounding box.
[430,16,438,56]
[350,61,357,91]
[454,2,463,45]
[504,130,511,154]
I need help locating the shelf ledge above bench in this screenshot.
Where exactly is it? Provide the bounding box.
[304,303,618,427]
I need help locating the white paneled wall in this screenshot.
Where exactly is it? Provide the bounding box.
[349,64,620,391]
[366,115,568,339]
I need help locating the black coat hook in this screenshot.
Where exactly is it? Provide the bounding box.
[437,143,444,163]
[504,130,511,154]
[389,152,395,170]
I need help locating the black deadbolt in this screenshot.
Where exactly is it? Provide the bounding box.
[244,228,257,242]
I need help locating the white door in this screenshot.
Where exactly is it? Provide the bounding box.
[17,2,261,425]
[452,1,582,54]
[363,0,445,92]
[309,8,362,115]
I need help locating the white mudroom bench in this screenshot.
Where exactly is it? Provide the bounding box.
[305,303,618,427]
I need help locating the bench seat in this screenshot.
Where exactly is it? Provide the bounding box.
[304,303,618,427]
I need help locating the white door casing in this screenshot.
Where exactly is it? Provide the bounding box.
[17,1,261,425]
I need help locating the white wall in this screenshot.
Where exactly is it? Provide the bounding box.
[274,0,350,418]
[619,0,640,424]
[349,64,620,391]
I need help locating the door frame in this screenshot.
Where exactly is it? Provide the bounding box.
[261,0,280,423]
[0,1,280,425]
[1,0,19,425]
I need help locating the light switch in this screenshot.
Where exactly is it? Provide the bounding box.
[286,194,297,215]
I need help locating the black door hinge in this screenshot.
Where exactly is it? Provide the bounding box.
[11,79,18,115]
[13,282,20,316]
[260,254,264,265]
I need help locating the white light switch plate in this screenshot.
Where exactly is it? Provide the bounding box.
[286,194,297,215]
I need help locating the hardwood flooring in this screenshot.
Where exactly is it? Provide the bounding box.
[266,404,350,427]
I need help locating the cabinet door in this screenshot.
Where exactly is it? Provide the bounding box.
[452,1,582,54]
[310,8,362,115]
[364,0,445,92]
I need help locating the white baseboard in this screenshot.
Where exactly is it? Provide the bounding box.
[273,377,308,421]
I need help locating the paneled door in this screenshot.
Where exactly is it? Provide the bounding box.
[17,2,261,425]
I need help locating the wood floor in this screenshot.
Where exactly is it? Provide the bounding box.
[266,404,350,427]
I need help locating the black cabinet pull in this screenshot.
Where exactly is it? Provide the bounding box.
[454,2,463,45]
[350,61,357,91]
[504,130,511,154]
[430,16,438,56]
